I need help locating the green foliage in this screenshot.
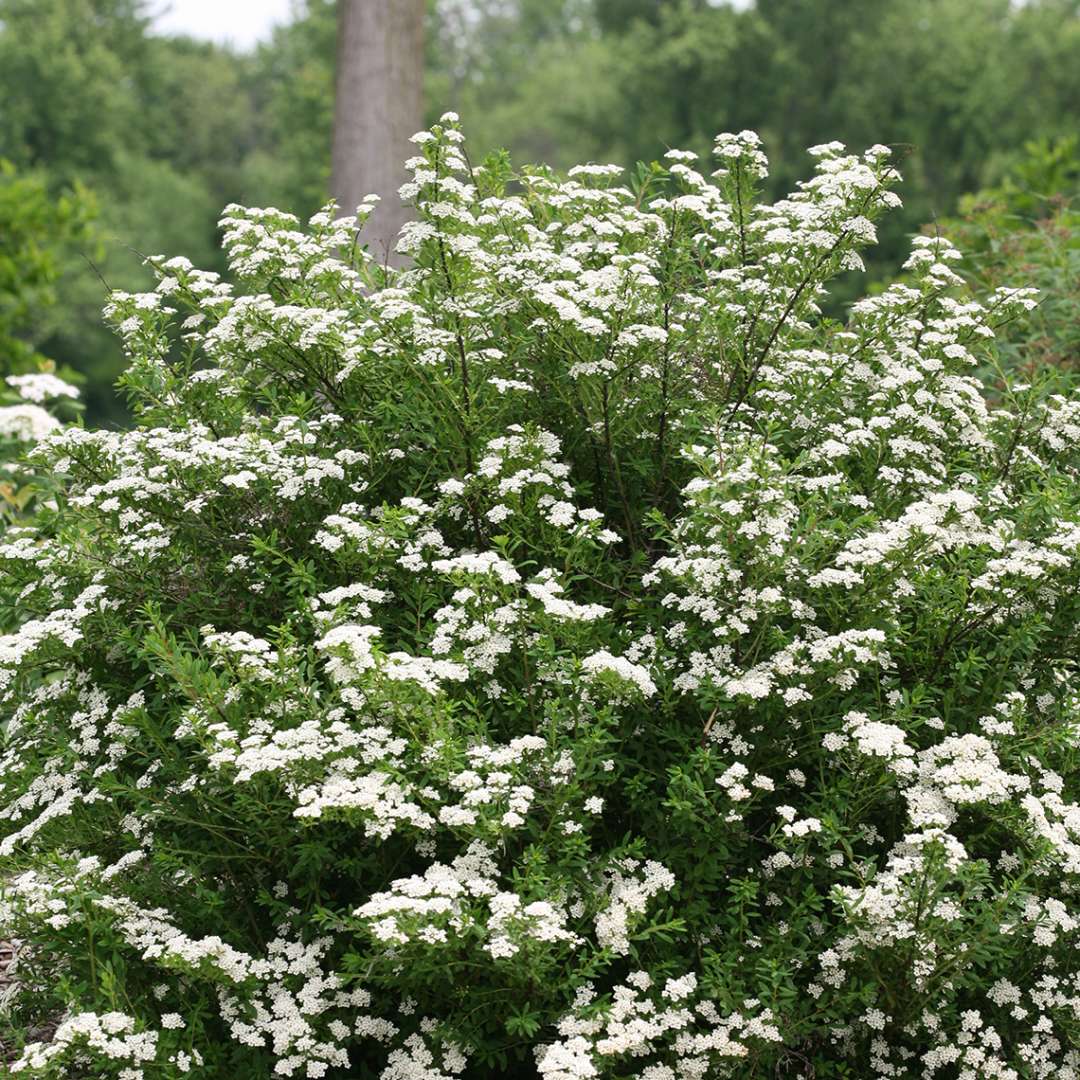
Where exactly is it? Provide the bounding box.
[0,0,150,180]
[428,0,1080,286]
[241,0,338,218]
[0,0,261,425]
[938,137,1080,383]
[0,163,89,525]
[0,162,95,376]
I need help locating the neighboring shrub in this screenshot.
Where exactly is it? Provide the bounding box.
[2,117,1079,1078]
[937,136,1080,384]
[0,366,83,526]
[0,161,94,378]
[0,163,88,528]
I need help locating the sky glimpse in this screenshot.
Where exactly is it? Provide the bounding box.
[152,0,297,49]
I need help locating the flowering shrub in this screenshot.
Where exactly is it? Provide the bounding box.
[0,370,81,538]
[2,115,1079,1078]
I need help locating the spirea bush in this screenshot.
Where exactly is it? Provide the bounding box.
[2,115,1080,1078]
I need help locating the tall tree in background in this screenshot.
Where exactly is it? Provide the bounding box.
[331,0,424,264]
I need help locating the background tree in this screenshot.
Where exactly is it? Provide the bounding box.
[0,0,258,423]
[0,163,94,378]
[243,0,338,218]
[331,0,424,264]
[1,0,1078,420]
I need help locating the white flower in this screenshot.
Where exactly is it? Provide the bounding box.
[0,403,61,441]
[6,373,80,403]
[581,650,657,697]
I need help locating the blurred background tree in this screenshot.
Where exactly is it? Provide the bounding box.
[0,0,1077,423]
[936,136,1080,386]
[0,162,95,379]
[0,0,250,421]
[331,0,424,263]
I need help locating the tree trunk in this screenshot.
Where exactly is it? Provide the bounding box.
[331,0,424,267]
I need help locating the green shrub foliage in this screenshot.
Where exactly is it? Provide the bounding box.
[2,117,1080,1078]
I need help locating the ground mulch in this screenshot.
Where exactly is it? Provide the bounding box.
[1,940,61,1064]
[0,939,14,1064]
[0,939,12,984]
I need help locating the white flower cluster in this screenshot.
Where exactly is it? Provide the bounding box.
[9,1010,188,1077]
[5,372,80,403]
[594,859,675,955]
[0,403,61,441]
[580,650,658,699]
[353,841,578,960]
[537,970,783,1080]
